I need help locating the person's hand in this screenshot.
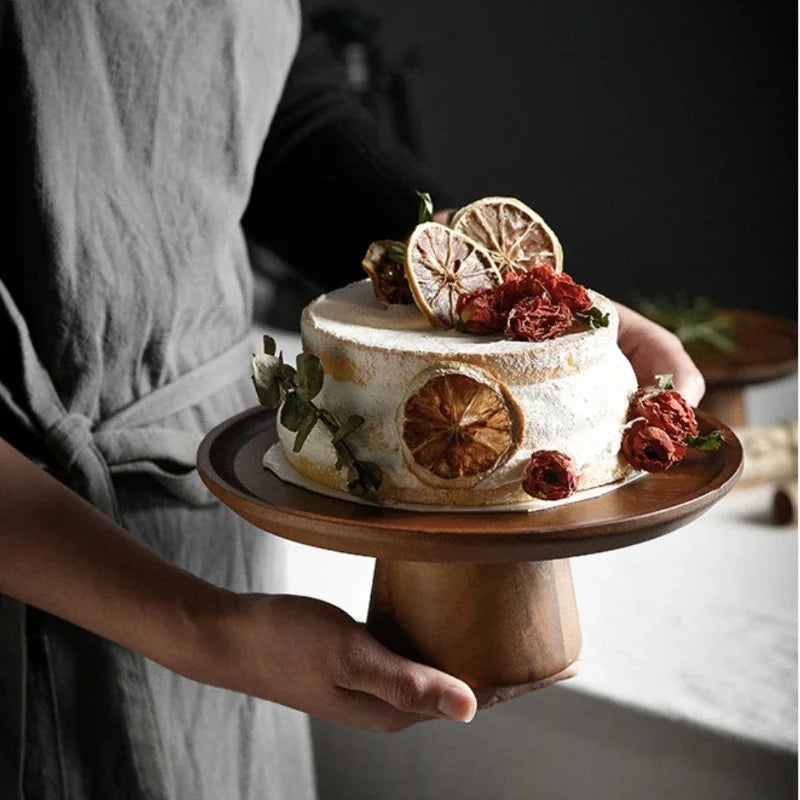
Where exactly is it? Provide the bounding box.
[614,302,705,406]
[192,593,478,732]
[196,593,579,727]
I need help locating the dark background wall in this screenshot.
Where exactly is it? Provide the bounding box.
[307,0,796,319]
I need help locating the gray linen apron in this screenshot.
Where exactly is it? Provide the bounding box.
[0,1,316,797]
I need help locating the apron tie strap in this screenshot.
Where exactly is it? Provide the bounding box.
[42,412,121,520]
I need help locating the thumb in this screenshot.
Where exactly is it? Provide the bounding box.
[615,302,706,406]
[337,630,477,723]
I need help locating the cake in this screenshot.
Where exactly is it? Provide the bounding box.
[257,195,714,508]
[275,278,638,506]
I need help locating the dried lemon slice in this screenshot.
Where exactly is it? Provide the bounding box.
[405,222,502,328]
[450,196,563,277]
[397,364,521,488]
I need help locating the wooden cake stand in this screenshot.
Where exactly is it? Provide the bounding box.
[197,408,742,689]
[693,310,797,427]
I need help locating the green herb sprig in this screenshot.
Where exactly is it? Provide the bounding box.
[575,307,610,329]
[635,296,737,353]
[253,336,383,502]
[416,190,435,223]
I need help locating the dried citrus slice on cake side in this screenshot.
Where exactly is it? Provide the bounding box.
[405,222,502,328]
[397,364,522,489]
[450,196,563,277]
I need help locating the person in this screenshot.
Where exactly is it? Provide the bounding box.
[0,2,705,798]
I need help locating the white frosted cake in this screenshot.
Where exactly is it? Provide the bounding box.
[276,278,638,506]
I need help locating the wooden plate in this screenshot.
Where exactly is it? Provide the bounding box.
[689,310,797,387]
[198,406,743,563]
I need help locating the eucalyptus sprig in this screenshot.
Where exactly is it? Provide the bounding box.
[253,335,383,502]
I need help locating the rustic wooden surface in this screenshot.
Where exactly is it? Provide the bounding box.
[197,407,743,563]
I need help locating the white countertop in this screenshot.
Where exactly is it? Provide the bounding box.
[571,481,797,750]
[266,327,797,752]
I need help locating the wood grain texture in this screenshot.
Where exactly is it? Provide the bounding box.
[197,407,743,563]
[367,559,581,686]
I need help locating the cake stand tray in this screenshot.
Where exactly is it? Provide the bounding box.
[198,407,742,688]
[693,309,797,426]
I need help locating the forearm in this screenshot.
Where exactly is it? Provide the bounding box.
[242,20,453,289]
[0,437,231,681]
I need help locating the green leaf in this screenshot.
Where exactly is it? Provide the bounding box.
[296,352,325,401]
[263,334,277,355]
[685,430,724,451]
[333,414,365,443]
[347,480,368,499]
[280,391,315,433]
[354,459,383,491]
[278,362,297,384]
[293,406,319,452]
[655,373,675,390]
[576,307,610,329]
[318,408,340,430]
[416,190,434,224]
[387,243,406,264]
[251,375,281,410]
[634,296,737,354]
[347,476,380,503]
[252,353,282,409]
[333,440,353,469]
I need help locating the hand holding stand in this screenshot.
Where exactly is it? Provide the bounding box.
[198,408,742,688]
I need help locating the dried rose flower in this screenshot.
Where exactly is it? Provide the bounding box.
[505,295,573,341]
[629,388,698,443]
[621,419,687,472]
[546,272,593,313]
[498,269,550,311]
[455,288,505,334]
[498,266,592,314]
[523,450,579,500]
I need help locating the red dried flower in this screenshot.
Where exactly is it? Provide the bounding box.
[621,419,687,472]
[455,288,505,334]
[498,269,549,310]
[505,295,573,341]
[522,450,579,500]
[547,272,593,313]
[629,389,698,442]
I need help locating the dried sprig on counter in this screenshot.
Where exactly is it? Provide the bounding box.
[635,296,737,353]
[253,336,383,502]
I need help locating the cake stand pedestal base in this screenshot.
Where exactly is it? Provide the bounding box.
[367,558,581,687]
